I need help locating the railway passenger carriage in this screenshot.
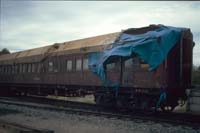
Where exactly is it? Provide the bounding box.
[0,25,194,112]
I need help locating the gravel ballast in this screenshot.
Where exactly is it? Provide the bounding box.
[0,103,199,133]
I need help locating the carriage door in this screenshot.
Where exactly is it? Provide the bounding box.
[105,59,122,87]
[122,56,140,87]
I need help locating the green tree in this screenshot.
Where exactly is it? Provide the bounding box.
[192,65,200,85]
[0,48,10,55]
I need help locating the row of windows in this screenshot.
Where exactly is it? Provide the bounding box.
[0,63,38,74]
[0,59,88,74]
[0,58,89,74]
[0,57,147,74]
[47,58,89,73]
[124,57,149,69]
[106,57,148,70]
[65,58,88,71]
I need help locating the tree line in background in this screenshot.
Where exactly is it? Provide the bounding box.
[0,48,199,85]
[192,65,200,85]
[0,48,10,55]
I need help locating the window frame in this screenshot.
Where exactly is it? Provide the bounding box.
[75,58,82,71]
[23,64,27,73]
[106,62,115,70]
[125,58,133,68]
[83,58,89,70]
[28,63,32,73]
[66,60,73,71]
[31,63,35,73]
[48,61,53,72]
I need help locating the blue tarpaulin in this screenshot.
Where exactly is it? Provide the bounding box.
[88,25,184,85]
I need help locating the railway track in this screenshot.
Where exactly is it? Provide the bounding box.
[0,96,199,129]
[0,120,54,133]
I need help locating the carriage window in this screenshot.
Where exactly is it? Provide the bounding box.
[37,63,41,73]
[14,65,18,74]
[32,64,35,73]
[2,66,4,73]
[20,64,23,73]
[19,64,22,73]
[6,66,8,74]
[1,66,3,74]
[3,66,6,74]
[0,66,2,74]
[0,66,1,73]
[7,66,9,73]
[23,64,27,73]
[132,57,140,67]
[76,59,82,71]
[8,65,11,74]
[14,65,16,74]
[2,66,4,74]
[10,65,12,74]
[12,65,14,74]
[58,60,62,72]
[11,65,14,74]
[67,60,72,71]
[83,59,88,70]
[6,66,9,74]
[107,63,115,70]
[9,65,11,74]
[22,64,24,73]
[140,59,149,69]
[125,56,141,68]
[125,58,132,67]
[10,65,13,74]
[3,66,5,74]
[53,60,58,73]
[1,66,3,73]
[4,66,7,74]
[3,66,5,73]
[4,66,6,73]
[28,64,32,73]
[48,62,53,72]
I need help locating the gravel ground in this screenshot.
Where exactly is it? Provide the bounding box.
[0,103,199,133]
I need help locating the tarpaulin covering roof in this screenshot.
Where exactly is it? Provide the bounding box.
[88,25,185,85]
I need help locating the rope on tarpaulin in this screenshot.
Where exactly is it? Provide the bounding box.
[156,91,167,108]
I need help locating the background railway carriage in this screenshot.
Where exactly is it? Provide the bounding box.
[0,25,194,112]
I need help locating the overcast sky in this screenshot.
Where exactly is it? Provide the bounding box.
[0,1,200,65]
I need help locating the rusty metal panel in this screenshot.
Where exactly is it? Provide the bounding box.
[166,30,193,89]
[121,56,166,89]
[182,37,193,88]
[166,41,181,88]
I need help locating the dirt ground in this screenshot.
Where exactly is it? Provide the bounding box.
[0,103,199,133]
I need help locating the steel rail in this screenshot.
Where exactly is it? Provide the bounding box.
[0,96,199,129]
